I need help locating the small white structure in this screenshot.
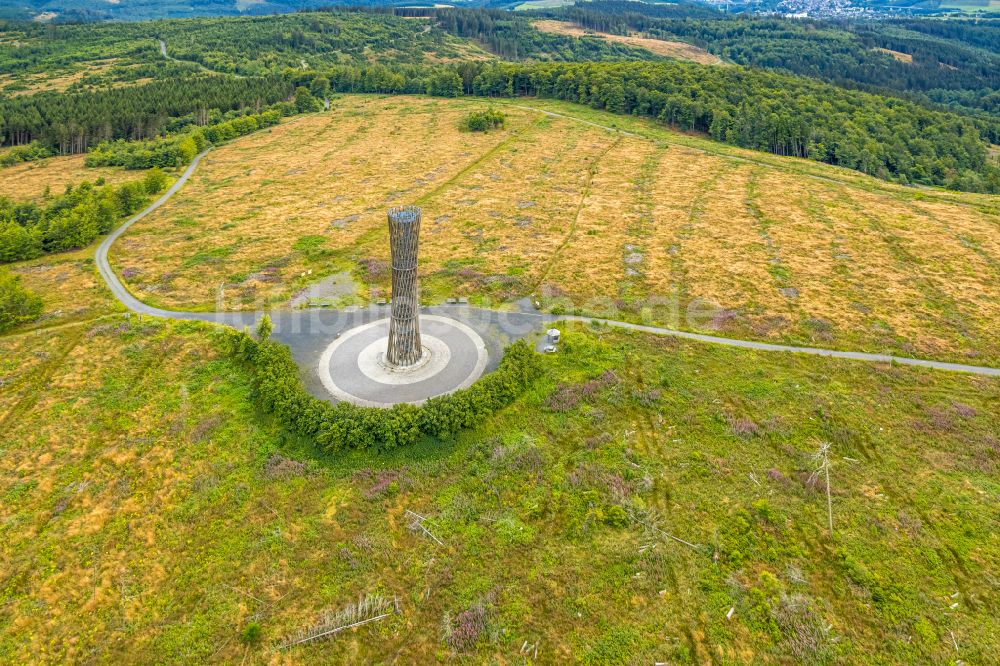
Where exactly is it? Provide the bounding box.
[547,328,561,343]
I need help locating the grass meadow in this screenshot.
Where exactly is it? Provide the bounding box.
[2,153,137,201]
[2,93,998,664]
[531,20,725,65]
[105,95,1000,366]
[1,317,998,663]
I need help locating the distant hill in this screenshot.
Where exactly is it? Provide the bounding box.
[3,0,461,22]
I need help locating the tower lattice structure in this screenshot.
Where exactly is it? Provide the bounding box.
[386,206,422,366]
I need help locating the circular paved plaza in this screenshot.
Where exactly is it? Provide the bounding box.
[318,315,488,407]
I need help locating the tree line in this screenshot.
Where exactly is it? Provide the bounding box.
[466,61,998,191]
[7,55,996,191]
[0,75,293,153]
[542,2,1000,118]
[885,17,1000,53]
[6,7,998,125]
[0,170,167,263]
[382,54,997,189]
[86,107,285,170]
[5,12,999,193]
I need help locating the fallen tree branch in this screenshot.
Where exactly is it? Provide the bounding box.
[278,594,397,650]
[628,507,703,553]
[406,509,444,546]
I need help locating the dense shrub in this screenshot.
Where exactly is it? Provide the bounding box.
[224,330,540,452]
[294,86,323,113]
[86,133,203,170]
[0,174,168,263]
[86,108,283,170]
[0,142,54,167]
[141,167,169,195]
[462,108,505,132]
[0,269,43,333]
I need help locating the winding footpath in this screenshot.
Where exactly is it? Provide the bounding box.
[560,316,1000,377]
[94,141,1000,379]
[159,39,242,78]
[96,151,213,319]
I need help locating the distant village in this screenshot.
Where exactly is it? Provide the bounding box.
[702,0,973,19]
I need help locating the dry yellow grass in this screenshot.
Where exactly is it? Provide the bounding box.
[0,331,68,422]
[800,182,928,346]
[114,97,541,309]
[643,146,726,303]
[533,20,724,65]
[422,38,494,63]
[874,47,914,63]
[1,69,87,96]
[9,250,118,330]
[109,95,1000,363]
[2,155,136,201]
[543,136,657,295]
[421,113,621,293]
[669,165,775,321]
[0,59,121,96]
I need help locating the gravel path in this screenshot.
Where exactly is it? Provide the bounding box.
[558,316,1000,377]
[96,150,212,318]
[92,140,1000,379]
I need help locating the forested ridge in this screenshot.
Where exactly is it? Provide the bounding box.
[2,9,999,192]
[0,12,481,85]
[1,76,293,152]
[531,2,1000,118]
[886,17,1000,52]
[147,12,476,74]
[471,61,998,190]
[397,7,661,62]
[2,0,350,22]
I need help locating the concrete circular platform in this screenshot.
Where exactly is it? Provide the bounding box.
[318,315,488,407]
